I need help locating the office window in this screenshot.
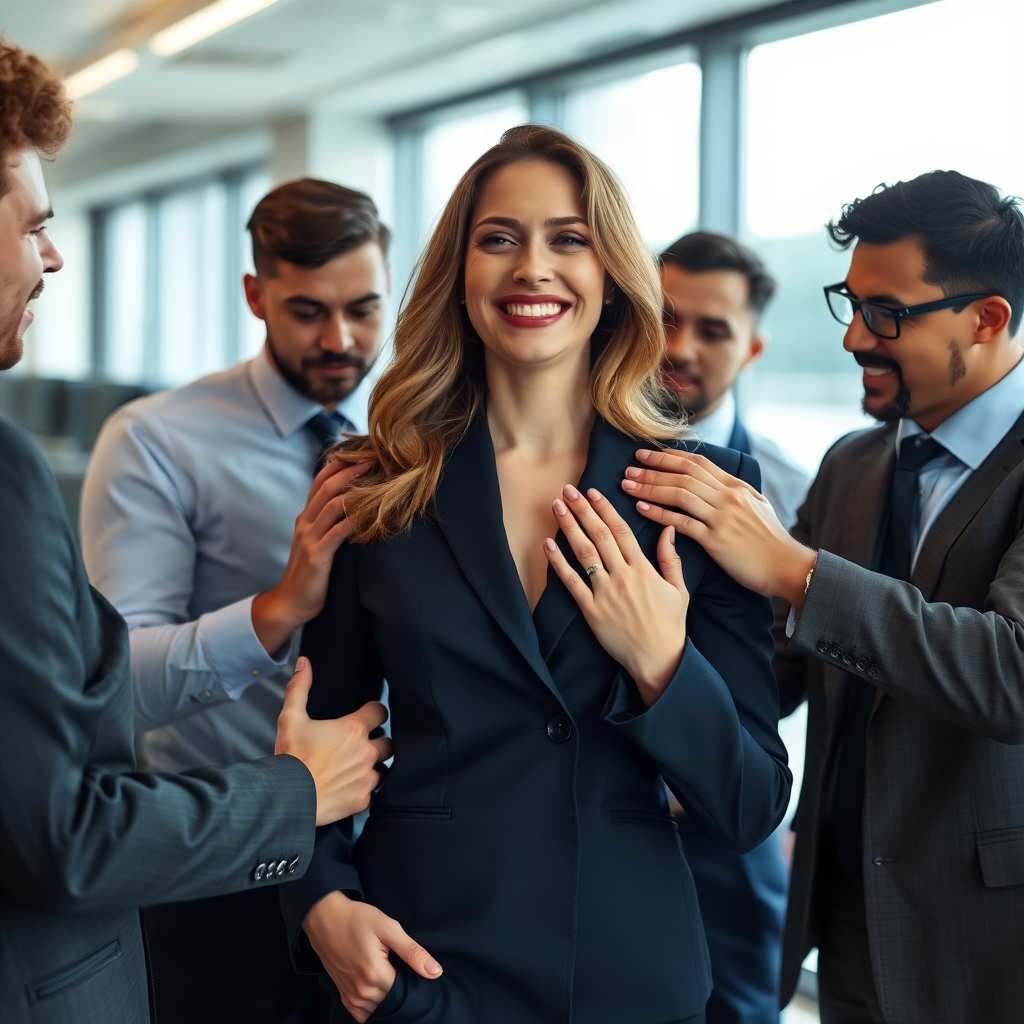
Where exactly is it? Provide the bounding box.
[564,62,701,252]
[96,166,269,388]
[743,0,1024,473]
[420,100,530,242]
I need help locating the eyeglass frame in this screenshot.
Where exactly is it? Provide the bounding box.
[823,283,991,339]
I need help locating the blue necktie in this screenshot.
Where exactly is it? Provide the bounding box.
[304,412,350,475]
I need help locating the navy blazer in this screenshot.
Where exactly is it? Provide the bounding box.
[282,413,791,1024]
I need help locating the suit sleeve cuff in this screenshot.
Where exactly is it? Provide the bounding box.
[199,596,293,699]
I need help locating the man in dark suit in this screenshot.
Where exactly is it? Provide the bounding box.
[622,170,1024,1023]
[0,39,390,1024]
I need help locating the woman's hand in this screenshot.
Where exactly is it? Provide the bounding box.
[303,891,443,1023]
[543,484,688,706]
[621,449,816,609]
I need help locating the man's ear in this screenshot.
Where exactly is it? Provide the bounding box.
[243,273,265,321]
[973,296,1012,344]
[740,331,767,370]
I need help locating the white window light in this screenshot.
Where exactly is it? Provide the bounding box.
[149,0,281,58]
[64,49,140,100]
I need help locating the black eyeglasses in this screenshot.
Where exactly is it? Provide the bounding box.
[823,283,989,339]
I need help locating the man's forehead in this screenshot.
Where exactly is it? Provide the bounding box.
[847,236,930,295]
[661,263,750,315]
[272,242,386,297]
[4,149,51,216]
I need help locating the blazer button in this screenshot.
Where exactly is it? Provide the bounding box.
[546,714,572,743]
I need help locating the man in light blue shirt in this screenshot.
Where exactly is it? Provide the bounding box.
[81,179,391,1024]
[659,231,810,1024]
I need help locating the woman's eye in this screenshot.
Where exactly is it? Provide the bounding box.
[553,234,588,248]
[480,234,515,247]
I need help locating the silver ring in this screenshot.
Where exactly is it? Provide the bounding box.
[585,564,600,577]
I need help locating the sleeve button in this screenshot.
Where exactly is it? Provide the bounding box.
[855,657,868,672]
[829,642,843,660]
[816,639,830,655]
[254,863,267,881]
[251,669,260,677]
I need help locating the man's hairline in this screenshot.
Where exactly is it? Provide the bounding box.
[254,238,389,281]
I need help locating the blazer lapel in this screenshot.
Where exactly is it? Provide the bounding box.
[912,412,1024,600]
[533,419,655,661]
[433,410,561,699]
[826,425,896,731]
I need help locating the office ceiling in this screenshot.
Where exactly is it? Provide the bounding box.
[0,0,786,183]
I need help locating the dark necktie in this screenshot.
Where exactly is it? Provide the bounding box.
[824,433,947,875]
[304,412,350,475]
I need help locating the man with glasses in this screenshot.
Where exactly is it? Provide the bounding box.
[622,170,1024,1023]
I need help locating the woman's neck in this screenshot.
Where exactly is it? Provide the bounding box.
[484,347,594,460]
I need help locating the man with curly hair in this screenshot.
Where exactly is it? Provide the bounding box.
[0,38,393,1024]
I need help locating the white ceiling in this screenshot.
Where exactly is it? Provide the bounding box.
[0,0,788,185]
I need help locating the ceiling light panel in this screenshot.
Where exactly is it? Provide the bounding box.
[64,48,140,99]
[150,0,282,57]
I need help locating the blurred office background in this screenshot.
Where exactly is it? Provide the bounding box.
[5,2,1020,1018]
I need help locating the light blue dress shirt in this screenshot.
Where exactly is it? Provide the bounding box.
[695,390,812,531]
[897,355,1024,574]
[81,347,370,772]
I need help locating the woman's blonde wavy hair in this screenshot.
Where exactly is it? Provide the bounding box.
[334,123,684,541]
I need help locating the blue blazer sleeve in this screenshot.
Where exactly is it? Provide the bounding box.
[603,449,791,853]
[279,542,385,970]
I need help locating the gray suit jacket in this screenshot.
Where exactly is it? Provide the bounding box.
[778,412,1024,1024]
[0,418,317,1024]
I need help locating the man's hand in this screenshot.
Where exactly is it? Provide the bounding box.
[275,658,392,826]
[252,459,372,656]
[304,891,443,1023]
[622,449,817,609]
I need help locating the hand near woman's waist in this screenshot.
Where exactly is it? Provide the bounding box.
[543,484,689,707]
[303,890,443,1022]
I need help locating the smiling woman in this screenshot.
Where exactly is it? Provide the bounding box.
[283,124,792,1024]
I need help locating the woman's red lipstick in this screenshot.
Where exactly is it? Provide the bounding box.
[494,293,571,328]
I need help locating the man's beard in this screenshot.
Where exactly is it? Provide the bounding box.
[0,279,43,372]
[266,332,370,405]
[661,358,708,419]
[856,352,911,423]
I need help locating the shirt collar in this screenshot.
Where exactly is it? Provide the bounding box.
[248,344,372,438]
[896,355,1024,470]
[693,390,736,449]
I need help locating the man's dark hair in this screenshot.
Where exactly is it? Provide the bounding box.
[828,170,1024,336]
[659,231,776,317]
[247,178,390,278]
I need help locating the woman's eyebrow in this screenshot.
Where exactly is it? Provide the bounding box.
[472,215,589,231]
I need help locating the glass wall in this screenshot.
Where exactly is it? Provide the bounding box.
[743,0,1024,474]
[564,61,701,252]
[96,166,269,388]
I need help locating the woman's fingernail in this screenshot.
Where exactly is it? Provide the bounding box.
[637,501,651,511]
[296,656,309,670]
[587,488,603,502]
[637,449,652,460]
[622,479,637,491]
[553,498,568,516]
[625,466,642,479]
[425,958,442,976]
[544,538,557,552]
[563,484,580,501]
[669,525,676,543]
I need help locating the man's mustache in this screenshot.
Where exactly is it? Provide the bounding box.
[854,351,900,373]
[305,354,365,370]
[662,358,701,383]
